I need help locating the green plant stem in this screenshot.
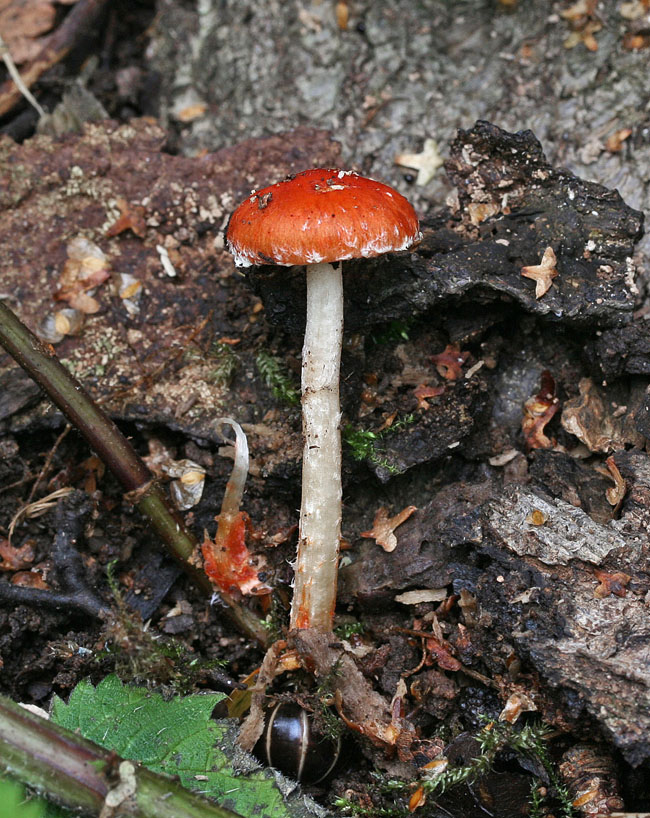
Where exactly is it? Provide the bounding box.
[0,692,244,818]
[0,300,268,646]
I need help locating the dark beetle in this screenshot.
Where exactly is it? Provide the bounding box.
[255,703,341,784]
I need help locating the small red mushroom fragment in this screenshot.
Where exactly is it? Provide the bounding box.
[226,169,420,631]
[201,419,270,597]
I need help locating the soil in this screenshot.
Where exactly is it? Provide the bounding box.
[1,2,649,817]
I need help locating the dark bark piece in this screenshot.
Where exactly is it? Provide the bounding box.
[484,485,624,566]
[447,122,643,262]
[345,458,650,765]
[478,479,650,766]
[123,547,183,621]
[636,387,650,439]
[0,367,41,422]
[609,450,650,575]
[560,377,646,453]
[529,450,614,525]
[368,373,492,482]
[249,122,644,334]
[591,323,650,380]
[339,480,492,604]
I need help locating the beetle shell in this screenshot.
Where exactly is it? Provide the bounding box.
[256,703,341,784]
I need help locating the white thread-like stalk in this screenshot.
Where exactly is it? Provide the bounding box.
[214,417,249,535]
[289,262,343,631]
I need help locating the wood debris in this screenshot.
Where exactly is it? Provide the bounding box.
[105,199,147,239]
[561,0,603,51]
[0,0,77,65]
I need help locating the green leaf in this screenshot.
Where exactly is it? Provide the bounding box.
[51,675,327,818]
[0,778,48,818]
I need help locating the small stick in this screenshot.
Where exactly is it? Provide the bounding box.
[27,424,71,503]
[0,32,45,117]
[0,693,245,818]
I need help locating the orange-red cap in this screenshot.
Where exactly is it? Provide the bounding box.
[226,168,420,267]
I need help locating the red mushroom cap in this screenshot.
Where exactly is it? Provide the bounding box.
[226,168,420,267]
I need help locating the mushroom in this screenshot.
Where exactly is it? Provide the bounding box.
[226,168,420,631]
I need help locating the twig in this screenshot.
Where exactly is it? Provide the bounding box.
[0,0,110,117]
[0,300,268,647]
[0,693,245,818]
[0,32,45,116]
[27,423,71,503]
[0,583,104,619]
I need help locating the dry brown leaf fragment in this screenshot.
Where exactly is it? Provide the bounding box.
[604,455,626,509]
[560,0,602,50]
[425,635,462,672]
[361,505,417,552]
[561,379,637,453]
[413,383,445,410]
[623,30,650,48]
[619,0,647,18]
[105,198,147,238]
[466,201,500,226]
[11,570,48,589]
[522,370,560,450]
[521,246,558,298]
[431,343,469,380]
[394,588,448,605]
[593,568,630,598]
[394,138,443,187]
[560,0,597,17]
[605,127,632,152]
[0,538,35,571]
[498,690,537,724]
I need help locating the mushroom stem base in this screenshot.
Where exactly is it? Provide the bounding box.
[290,262,343,632]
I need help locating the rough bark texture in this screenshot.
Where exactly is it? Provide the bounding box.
[149,0,650,282]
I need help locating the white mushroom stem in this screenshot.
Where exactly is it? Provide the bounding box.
[213,417,249,540]
[289,262,343,632]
